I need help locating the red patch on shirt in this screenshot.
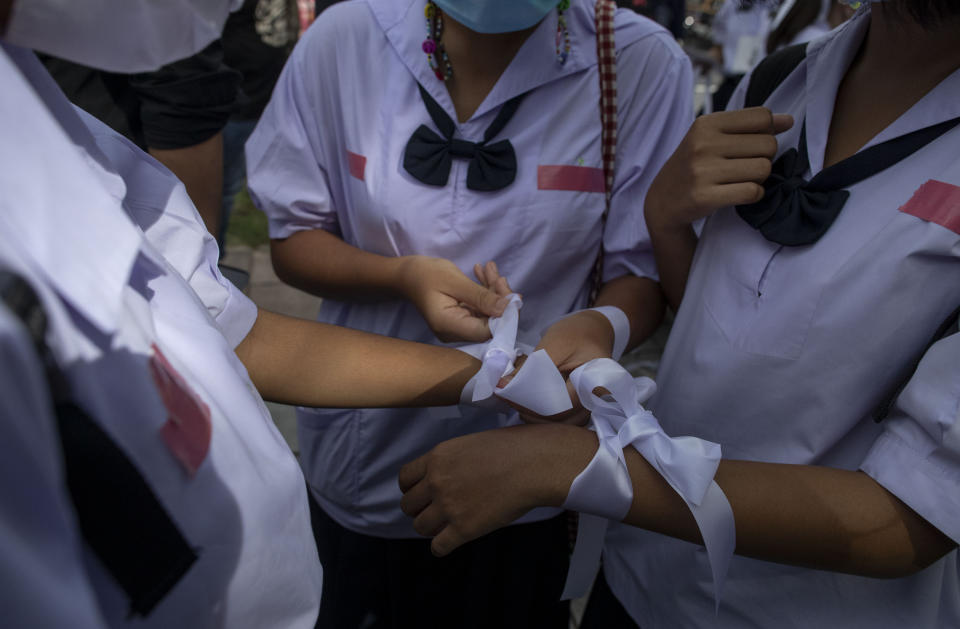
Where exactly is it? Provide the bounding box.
[537,165,605,193]
[347,151,366,181]
[899,179,960,235]
[149,344,211,477]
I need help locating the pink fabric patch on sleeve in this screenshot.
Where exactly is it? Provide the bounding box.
[537,165,605,193]
[150,344,212,477]
[899,179,960,235]
[347,151,366,181]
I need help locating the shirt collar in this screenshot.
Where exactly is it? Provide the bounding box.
[1,44,143,335]
[369,0,593,124]
[803,7,960,175]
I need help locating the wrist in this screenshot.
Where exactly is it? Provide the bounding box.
[584,306,630,360]
[393,255,425,301]
[531,424,599,507]
[560,309,619,359]
[644,195,690,237]
[518,424,599,508]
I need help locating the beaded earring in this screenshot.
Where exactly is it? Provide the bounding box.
[556,0,571,65]
[423,1,453,81]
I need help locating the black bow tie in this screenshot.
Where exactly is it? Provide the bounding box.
[403,84,525,192]
[737,116,960,246]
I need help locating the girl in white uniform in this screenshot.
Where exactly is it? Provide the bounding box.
[0,3,488,627]
[399,2,960,627]
[246,0,693,625]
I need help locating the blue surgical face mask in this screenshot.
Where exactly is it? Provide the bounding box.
[433,0,559,34]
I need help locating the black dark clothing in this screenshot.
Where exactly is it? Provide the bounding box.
[308,492,570,629]
[580,570,642,629]
[41,41,240,150]
[222,0,291,121]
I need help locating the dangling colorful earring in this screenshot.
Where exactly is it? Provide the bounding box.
[423,1,453,81]
[556,0,571,65]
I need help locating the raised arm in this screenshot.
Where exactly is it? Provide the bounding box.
[645,108,793,311]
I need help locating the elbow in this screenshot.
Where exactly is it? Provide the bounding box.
[268,238,316,294]
[854,535,957,580]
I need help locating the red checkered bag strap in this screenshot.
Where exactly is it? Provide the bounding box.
[588,0,617,305]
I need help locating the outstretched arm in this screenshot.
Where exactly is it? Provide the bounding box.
[235,308,479,408]
[645,108,793,311]
[399,423,955,576]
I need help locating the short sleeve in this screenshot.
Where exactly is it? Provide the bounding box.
[128,39,241,150]
[245,25,339,240]
[860,330,960,543]
[0,307,108,629]
[603,30,694,283]
[78,108,258,347]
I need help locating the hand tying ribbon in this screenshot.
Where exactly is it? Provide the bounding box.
[559,359,735,608]
[459,294,529,407]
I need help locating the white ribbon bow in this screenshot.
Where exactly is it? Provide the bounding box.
[459,294,531,407]
[560,359,735,611]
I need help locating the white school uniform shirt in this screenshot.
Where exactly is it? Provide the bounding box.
[246,0,693,537]
[603,10,960,628]
[0,45,321,628]
[711,0,771,76]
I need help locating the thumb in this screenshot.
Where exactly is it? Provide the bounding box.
[771,113,794,135]
[457,281,511,318]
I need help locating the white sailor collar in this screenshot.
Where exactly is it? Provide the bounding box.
[368,0,600,124]
[0,44,144,336]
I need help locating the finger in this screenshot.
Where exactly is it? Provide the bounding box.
[708,182,766,207]
[399,480,433,518]
[497,353,527,388]
[458,281,511,318]
[494,276,513,298]
[771,113,794,135]
[718,134,779,159]
[713,107,777,134]
[474,263,488,288]
[435,316,492,343]
[712,157,773,185]
[413,504,448,538]
[431,525,466,557]
[398,456,428,493]
[486,260,501,283]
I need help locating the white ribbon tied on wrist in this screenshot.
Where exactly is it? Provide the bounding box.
[459,294,529,407]
[560,359,735,610]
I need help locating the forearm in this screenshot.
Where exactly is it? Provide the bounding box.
[235,308,479,407]
[270,229,410,302]
[149,132,224,237]
[535,425,954,578]
[594,274,665,351]
[645,213,697,313]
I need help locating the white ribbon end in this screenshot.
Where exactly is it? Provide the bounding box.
[496,349,573,416]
